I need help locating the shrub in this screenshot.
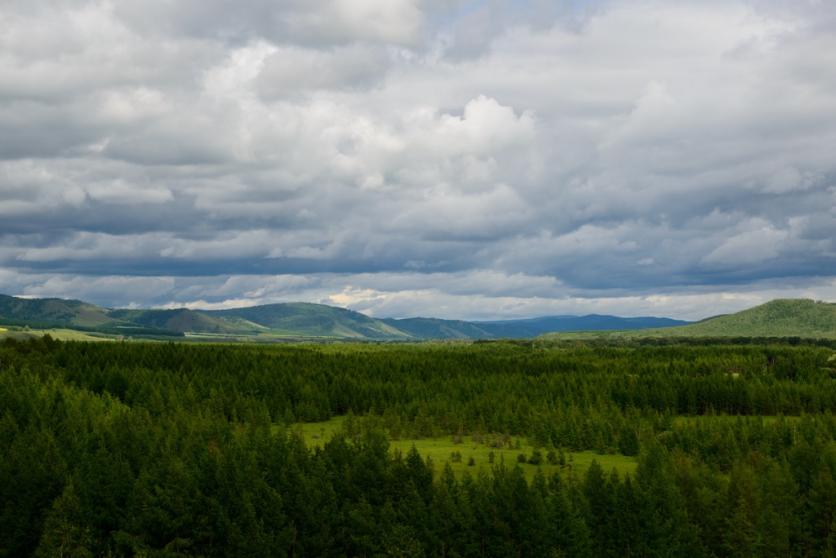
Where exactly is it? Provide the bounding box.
[546,450,558,465]
[528,450,543,465]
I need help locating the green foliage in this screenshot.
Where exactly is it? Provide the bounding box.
[1,338,835,556]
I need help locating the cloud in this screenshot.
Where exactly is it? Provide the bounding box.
[0,0,834,316]
[256,45,391,98]
[111,0,424,46]
[702,220,789,267]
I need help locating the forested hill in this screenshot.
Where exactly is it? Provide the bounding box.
[0,294,113,328]
[0,295,415,339]
[543,299,836,339]
[209,303,410,339]
[0,293,686,340]
[668,299,836,337]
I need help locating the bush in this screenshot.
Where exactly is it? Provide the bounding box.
[528,450,543,465]
[546,450,558,465]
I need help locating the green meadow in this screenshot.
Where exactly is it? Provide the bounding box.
[290,416,637,480]
[0,326,110,342]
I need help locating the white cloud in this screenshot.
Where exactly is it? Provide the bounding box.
[0,0,834,315]
[703,221,790,267]
[257,45,390,98]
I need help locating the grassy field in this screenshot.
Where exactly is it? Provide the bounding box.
[0,327,111,342]
[290,416,637,480]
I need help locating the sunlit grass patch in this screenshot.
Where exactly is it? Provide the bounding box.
[289,416,637,481]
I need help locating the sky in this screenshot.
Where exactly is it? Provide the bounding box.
[1,0,835,320]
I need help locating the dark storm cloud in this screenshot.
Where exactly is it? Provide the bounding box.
[0,0,835,319]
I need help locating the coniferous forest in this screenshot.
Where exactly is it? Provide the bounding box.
[1,337,835,557]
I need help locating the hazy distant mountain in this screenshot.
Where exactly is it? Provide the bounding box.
[381,317,496,339]
[541,299,836,340]
[0,293,692,340]
[476,315,689,338]
[381,315,689,339]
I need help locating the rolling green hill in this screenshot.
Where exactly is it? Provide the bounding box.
[0,294,117,329]
[209,303,411,339]
[0,293,703,341]
[542,299,836,340]
[107,308,259,335]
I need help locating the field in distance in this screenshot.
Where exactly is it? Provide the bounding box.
[290,416,637,480]
[0,326,111,342]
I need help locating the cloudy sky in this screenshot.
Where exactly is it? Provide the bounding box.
[1,0,835,320]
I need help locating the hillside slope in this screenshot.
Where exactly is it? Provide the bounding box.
[669,299,836,337]
[210,303,412,339]
[542,299,836,339]
[0,294,116,328]
[107,308,259,335]
[0,293,693,340]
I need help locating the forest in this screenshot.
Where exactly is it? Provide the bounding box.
[1,337,835,557]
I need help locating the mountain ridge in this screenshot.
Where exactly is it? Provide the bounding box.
[0,293,691,340]
[541,299,836,340]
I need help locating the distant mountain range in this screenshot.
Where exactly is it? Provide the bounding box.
[386,314,688,339]
[541,299,836,340]
[0,293,688,341]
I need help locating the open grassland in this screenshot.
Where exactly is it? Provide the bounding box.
[0,327,110,342]
[38,328,113,341]
[292,416,638,480]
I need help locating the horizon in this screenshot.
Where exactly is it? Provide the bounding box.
[3,291,832,323]
[1,1,835,321]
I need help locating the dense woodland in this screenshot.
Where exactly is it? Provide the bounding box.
[1,337,835,556]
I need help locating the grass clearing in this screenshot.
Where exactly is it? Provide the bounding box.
[290,416,637,481]
[0,327,113,342]
[45,328,115,341]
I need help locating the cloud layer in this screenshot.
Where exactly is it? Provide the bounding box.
[1,0,834,319]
